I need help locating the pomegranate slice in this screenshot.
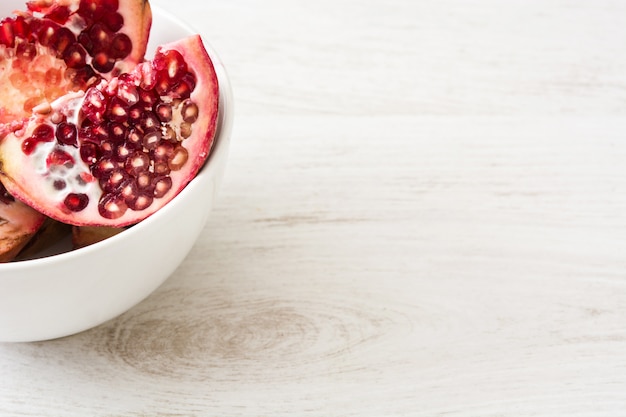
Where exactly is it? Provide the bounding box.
[0,0,152,127]
[0,34,219,227]
[0,181,46,262]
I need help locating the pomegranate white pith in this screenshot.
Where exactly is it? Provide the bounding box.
[0,34,219,227]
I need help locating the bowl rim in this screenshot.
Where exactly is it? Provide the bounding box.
[0,4,234,272]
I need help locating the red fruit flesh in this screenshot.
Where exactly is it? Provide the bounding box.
[0,181,46,262]
[0,34,219,227]
[0,0,151,129]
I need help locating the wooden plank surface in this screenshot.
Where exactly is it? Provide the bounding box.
[2,0,626,415]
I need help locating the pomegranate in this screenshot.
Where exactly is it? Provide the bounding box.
[0,0,152,128]
[0,182,46,262]
[0,34,219,227]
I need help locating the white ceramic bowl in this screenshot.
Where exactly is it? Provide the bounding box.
[0,2,233,342]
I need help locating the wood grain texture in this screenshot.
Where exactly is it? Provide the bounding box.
[2,0,626,415]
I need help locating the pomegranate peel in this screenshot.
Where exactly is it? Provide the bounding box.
[0,34,219,227]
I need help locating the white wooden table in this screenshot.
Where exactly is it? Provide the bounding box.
[2,0,626,415]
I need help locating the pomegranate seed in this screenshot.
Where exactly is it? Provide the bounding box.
[170,80,192,99]
[99,169,128,193]
[46,149,75,168]
[128,193,153,211]
[117,81,139,105]
[136,172,153,192]
[115,143,133,162]
[98,193,127,219]
[120,179,138,201]
[153,161,170,175]
[126,127,143,148]
[55,122,78,146]
[162,126,177,142]
[45,5,71,24]
[152,176,172,198]
[12,16,30,39]
[78,32,94,53]
[163,49,187,81]
[92,51,115,73]
[64,193,89,212]
[63,43,87,68]
[142,128,162,150]
[51,27,75,56]
[16,42,37,60]
[156,103,172,122]
[36,20,61,47]
[168,145,189,171]
[124,151,151,175]
[108,121,127,142]
[83,88,106,123]
[141,111,160,131]
[138,87,158,108]
[108,97,129,123]
[0,21,15,47]
[153,142,174,161]
[93,157,118,177]
[101,12,124,32]
[22,124,55,154]
[179,122,192,139]
[110,33,131,59]
[80,143,99,165]
[181,99,199,123]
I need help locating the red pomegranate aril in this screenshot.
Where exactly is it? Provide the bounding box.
[44,5,72,24]
[80,142,99,165]
[153,161,170,175]
[93,157,118,177]
[16,42,37,60]
[108,97,130,123]
[55,122,78,146]
[138,87,158,107]
[156,103,172,122]
[108,121,127,142]
[63,43,88,68]
[141,111,160,131]
[101,12,124,32]
[98,193,127,219]
[0,21,15,48]
[142,128,161,150]
[126,127,143,147]
[168,145,188,171]
[22,124,55,155]
[110,33,132,59]
[99,168,128,193]
[117,81,139,104]
[181,99,199,123]
[125,151,150,174]
[92,51,115,73]
[36,20,61,48]
[64,193,89,212]
[179,122,192,139]
[153,141,174,161]
[51,27,76,56]
[83,88,107,123]
[152,176,172,198]
[136,171,153,192]
[128,193,152,211]
[46,149,75,168]
[77,31,94,53]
